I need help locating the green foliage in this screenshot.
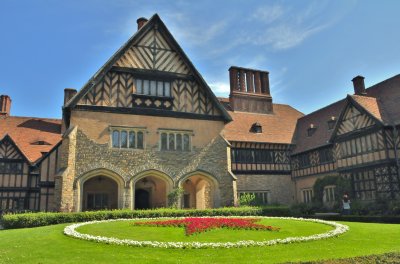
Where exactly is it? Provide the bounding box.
[290,202,322,216]
[2,207,263,229]
[313,176,352,205]
[350,197,400,216]
[238,193,256,206]
[167,187,184,208]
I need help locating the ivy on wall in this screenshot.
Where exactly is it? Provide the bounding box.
[313,176,352,204]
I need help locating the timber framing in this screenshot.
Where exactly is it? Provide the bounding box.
[64,14,231,123]
[74,105,227,121]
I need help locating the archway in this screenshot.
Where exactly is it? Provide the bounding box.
[75,168,126,212]
[180,172,219,209]
[132,170,173,209]
[82,176,118,211]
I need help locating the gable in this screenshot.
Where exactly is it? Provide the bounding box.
[114,29,190,74]
[336,103,378,136]
[70,14,230,121]
[0,136,24,160]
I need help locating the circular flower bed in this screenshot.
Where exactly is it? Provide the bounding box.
[64,216,349,249]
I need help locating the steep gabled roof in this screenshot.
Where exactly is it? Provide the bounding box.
[221,101,303,144]
[292,99,345,154]
[65,13,231,122]
[0,116,62,163]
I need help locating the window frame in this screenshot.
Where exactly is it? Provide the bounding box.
[110,127,146,150]
[158,129,193,152]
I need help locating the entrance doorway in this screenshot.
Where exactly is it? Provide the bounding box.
[135,189,150,209]
[82,176,118,211]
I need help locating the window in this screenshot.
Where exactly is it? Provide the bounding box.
[302,189,313,203]
[307,124,317,137]
[111,128,145,149]
[231,149,289,164]
[160,131,191,151]
[238,191,270,205]
[339,132,383,158]
[0,161,23,174]
[319,148,333,164]
[327,117,336,130]
[250,122,262,133]
[136,79,171,97]
[323,185,336,203]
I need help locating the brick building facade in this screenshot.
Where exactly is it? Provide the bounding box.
[1,14,399,212]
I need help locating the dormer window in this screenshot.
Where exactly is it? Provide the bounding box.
[307,124,316,137]
[250,122,262,133]
[31,140,51,145]
[327,116,336,130]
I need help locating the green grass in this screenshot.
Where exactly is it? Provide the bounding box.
[76,219,332,242]
[0,220,400,263]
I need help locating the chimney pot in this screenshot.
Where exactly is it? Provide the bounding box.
[64,88,77,106]
[352,75,366,95]
[137,17,148,30]
[0,95,11,116]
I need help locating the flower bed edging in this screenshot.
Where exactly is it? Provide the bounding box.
[63,216,349,249]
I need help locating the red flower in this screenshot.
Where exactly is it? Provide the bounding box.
[133,218,280,236]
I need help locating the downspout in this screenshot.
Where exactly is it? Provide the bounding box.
[392,125,400,180]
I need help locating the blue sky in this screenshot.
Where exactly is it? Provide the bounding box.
[1,0,399,119]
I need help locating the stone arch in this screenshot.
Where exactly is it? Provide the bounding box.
[74,168,126,212]
[129,169,174,210]
[178,170,220,209]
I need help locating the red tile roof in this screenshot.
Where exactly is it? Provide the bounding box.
[350,95,386,123]
[292,99,346,154]
[0,116,62,163]
[365,74,400,124]
[221,102,304,144]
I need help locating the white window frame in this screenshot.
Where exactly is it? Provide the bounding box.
[323,185,336,203]
[110,126,147,150]
[158,129,193,152]
[301,188,313,203]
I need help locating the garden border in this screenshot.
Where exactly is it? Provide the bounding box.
[64,216,349,249]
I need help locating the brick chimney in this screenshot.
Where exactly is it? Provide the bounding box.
[137,17,148,30]
[0,95,11,116]
[229,66,273,113]
[64,88,77,106]
[352,75,366,95]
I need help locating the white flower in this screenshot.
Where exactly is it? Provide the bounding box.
[63,216,349,249]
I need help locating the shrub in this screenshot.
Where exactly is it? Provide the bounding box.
[1,207,267,229]
[238,193,256,206]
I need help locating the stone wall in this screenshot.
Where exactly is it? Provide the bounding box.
[236,173,295,205]
[71,129,235,210]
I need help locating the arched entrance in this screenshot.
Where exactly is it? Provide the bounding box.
[180,173,219,209]
[82,176,118,211]
[75,168,126,212]
[132,170,173,209]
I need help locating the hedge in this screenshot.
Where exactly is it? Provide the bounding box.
[303,214,400,224]
[1,206,290,229]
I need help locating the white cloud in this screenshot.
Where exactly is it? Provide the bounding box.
[252,5,284,24]
[253,23,328,50]
[209,82,230,95]
[242,2,336,50]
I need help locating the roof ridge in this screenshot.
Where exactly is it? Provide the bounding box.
[2,116,62,122]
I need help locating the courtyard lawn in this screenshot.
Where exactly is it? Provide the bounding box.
[0,220,399,263]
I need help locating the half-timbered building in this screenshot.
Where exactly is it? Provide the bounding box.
[292,75,400,204]
[1,14,399,212]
